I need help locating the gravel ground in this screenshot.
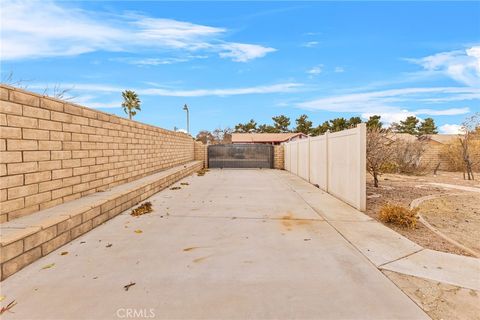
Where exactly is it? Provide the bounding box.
[383,270,480,320]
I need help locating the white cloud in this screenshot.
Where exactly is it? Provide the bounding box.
[407,46,480,87]
[414,108,470,116]
[297,86,477,126]
[116,57,190,66]
[307,65,323,76]
[361,110,417,125]
[219,43,276,62]
[0,0,275,62]
[139,82,302,97]
[302,41,319,48]
[31,82,304,98]
[72,95,122,109]
[297,87,477,112]
[439,124,463,134]
[334,67,345,73]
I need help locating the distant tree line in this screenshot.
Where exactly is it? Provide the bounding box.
[232,114,438,136]
[196,114,440,146]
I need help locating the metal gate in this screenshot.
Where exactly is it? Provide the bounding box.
[208,144,273,169]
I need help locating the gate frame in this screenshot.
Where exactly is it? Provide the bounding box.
[208,144,274,169]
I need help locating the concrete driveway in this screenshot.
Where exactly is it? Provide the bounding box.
[1,170,428,319]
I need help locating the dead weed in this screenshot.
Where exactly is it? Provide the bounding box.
[379,203,419,229]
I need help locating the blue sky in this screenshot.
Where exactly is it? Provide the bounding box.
[1,1,479,135]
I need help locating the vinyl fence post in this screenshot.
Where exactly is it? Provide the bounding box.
[307,137,311,183]
[358,123,367,211]
[325,130,329,193]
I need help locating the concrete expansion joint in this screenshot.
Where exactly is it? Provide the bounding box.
[274,170,480,292]
[378,248,426,268]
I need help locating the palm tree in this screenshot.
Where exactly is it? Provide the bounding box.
[121,90,141,120]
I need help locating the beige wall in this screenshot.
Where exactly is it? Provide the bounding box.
[0,85,195,222]
[284,124,366,211]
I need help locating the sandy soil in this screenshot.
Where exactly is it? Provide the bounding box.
[419,194,480,254]
[366,171,479,256]
[383,270,480,320]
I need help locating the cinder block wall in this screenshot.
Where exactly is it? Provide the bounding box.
[274,145,284,169]
[194,141,208,168]
[0,85,195,222]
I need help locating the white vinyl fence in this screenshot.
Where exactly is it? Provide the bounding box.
[284,123,366,211]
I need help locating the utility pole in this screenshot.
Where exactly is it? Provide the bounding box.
[183,104,190,134]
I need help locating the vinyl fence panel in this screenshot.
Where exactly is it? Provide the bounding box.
[290,142,299,175]
[309,135,328,190]
[327,125,366,211]
[282,123,366,211]
[297,139,310,181]
[284,143,291,172]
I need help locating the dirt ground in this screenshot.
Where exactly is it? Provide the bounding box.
[366,171,480,256]
[420,194,480,254]
[383,270,480,320]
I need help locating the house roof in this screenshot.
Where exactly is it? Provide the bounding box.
[231,132,307,143]
[392,133,459,144]
[425,134,459,144]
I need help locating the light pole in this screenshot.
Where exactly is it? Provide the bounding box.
[183,104,190,134]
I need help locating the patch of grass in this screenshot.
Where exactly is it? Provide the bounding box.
[379,203,419,229]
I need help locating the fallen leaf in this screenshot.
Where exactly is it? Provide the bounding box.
[106,243,113,248]
[42,263,55,270]
[60,251,68,255]
[170,187,181,190]
[134,229,143,234]
[0,296,5,302]
[123,282,136,291]
[180,182,189,186]
[130,202,153,217]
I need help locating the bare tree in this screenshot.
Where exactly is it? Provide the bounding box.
[366,128,396,187]
[196,130,215,144]
[393,138,427,174]
[1,71,31,88]
[212,127,232,144]
[459,113,480,180]
[43,84,76,101]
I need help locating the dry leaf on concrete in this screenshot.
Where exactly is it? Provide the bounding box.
[60,251,68,256]
[123,282,136,291]
[131,202,153,217]
[134,230,143,234]
[41,263,55,269]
